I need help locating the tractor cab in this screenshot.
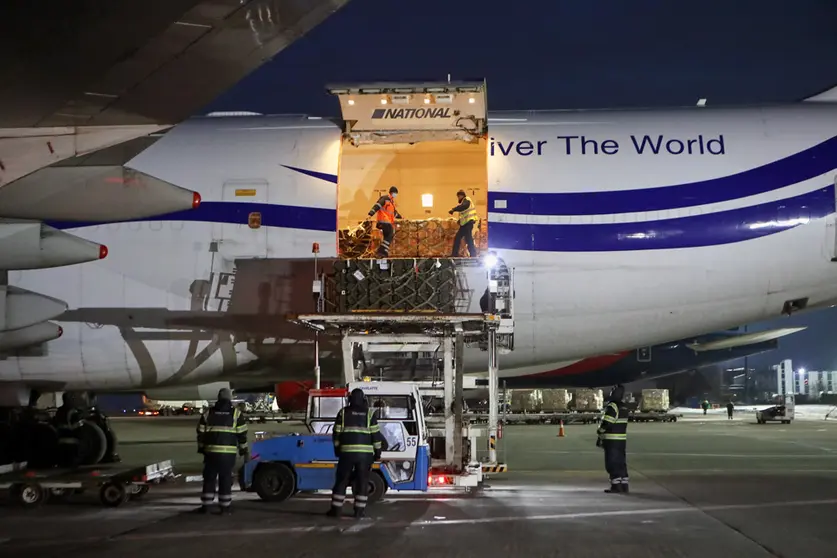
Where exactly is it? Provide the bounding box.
[307,382,430,487]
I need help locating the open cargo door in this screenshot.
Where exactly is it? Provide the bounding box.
[328,82,489,260]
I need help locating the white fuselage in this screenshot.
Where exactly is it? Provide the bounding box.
[4,104,837,391]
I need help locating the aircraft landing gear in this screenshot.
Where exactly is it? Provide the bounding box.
[0,390,120,468]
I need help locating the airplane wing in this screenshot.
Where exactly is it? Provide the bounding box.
[685,327,806,352]
[0,0,351,128]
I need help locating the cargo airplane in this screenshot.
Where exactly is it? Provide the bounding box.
[2,80,835,460]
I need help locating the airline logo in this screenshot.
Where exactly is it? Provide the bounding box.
[371,107,452,119]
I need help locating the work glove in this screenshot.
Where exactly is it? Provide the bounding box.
[373,451,382,461]
[238,447,247,457]
[595,438,603,448]
[197,447,205,454]
[448,210,454,215]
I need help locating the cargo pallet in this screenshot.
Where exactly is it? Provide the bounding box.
[629,411,680,423]
[0,459,176,508]
[441,412,602,425]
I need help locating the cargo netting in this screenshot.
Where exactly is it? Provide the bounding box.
[323,259,461,313]
[339,218,488,259]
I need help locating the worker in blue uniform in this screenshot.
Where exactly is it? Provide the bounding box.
[196,388,248,514]
[327,388,386,519]
[596,384,630,493]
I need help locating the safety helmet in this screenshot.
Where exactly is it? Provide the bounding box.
[349,388,368,407]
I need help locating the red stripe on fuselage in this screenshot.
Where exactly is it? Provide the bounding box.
[528,352,631,377]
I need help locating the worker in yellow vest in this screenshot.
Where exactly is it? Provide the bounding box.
[449,189,479,257]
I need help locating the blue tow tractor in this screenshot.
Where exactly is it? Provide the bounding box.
[241,381,459,503]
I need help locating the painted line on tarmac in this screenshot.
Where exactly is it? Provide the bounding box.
[342,521,376,534]
[6,497,837,548]
[525,450,837,458]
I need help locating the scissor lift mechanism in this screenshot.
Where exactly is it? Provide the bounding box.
[290,312,505,471]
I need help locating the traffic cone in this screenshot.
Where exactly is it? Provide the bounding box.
[557,420,565,437]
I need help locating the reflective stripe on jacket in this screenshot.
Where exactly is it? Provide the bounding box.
[371,195,398,224]
[457,196,478,226]
[333,406,384,454]
[197,403,248,454]
[597,401,628,442]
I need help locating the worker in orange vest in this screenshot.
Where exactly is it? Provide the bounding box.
[367,186,402,258]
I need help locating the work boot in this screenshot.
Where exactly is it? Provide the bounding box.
[621,484,630,494]
[220,506,233,516]
[353,508,366,520]
[326,507,341,518]
[195,505,211,514]
[604,484,621,494]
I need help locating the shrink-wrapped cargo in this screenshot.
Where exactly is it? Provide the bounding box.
[573,388,604,412]
[541,389,571,412]
[640,389,670,412]
[509,390,542,413]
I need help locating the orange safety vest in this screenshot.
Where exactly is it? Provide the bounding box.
[375,195,397,224]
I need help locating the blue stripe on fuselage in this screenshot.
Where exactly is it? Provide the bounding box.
[489,186,834,252]
[48,186,833,252]
[488,135,837,215]
[49,202,336,232]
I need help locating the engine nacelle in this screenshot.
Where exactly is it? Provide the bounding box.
[0,221,107,270]
[0,321,62,351]
[0,285,67,332]
[144,381,231,402]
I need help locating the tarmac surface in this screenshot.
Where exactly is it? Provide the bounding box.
[2,413,837,557]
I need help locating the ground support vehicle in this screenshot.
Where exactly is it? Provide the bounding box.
[242,381,440,503]
[756,394,795,424]
[0,459,175,508]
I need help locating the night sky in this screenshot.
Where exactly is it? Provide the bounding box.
[207,0,837,371]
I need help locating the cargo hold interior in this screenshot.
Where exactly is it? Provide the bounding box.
[329,81,489,260]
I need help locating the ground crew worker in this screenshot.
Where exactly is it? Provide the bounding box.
[702,399,710,415]
[327,388,386,519]
[196,387,248,514]
[449,189,478,257]
[367,186,401,258]
[596,384,629,493]
[726,401,734,420]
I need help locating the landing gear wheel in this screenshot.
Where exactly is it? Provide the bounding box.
[100,482,129,507]
[13,483,47,509]
[50,487,74,502]
[77,420,108,465]
[129,484,149,500]
[24,422,60,468]
[253,463,295,502]
[367,472,386,504]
